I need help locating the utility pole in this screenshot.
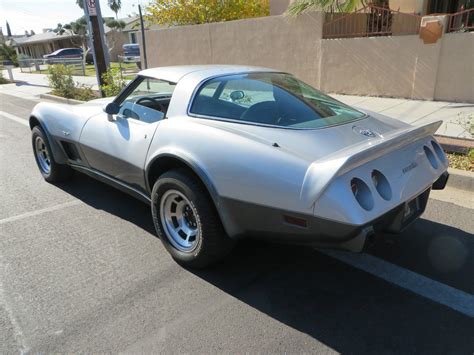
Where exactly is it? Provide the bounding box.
[138,5,148,69]
[83,0,110,96]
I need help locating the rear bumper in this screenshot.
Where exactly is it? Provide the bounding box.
[220,188,431,251]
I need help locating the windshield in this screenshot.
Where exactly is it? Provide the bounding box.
[190,72,365,129]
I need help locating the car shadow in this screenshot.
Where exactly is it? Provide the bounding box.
[56,172,155,235]
[55,172,474,354]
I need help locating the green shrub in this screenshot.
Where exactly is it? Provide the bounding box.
[0,71,9,84]
[47,65,97,101]
[101,67,126,97]
[47,64,76,98]
[73,85,96,101]
[0,44,18,66]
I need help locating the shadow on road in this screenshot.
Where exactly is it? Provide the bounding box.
[56,172,474,354]
[57,173,155,235]
[191,241,474,354]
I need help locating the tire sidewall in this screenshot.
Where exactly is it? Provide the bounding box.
[151,175,206,263]
[32,126,54,180]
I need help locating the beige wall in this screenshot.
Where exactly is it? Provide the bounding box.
[434,32,474,102]
[320,35,442,100]
[269,0,291,15]
[144,13,324,88]
[143,14,473,103]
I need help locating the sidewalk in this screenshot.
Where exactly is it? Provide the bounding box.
[1,68,473,138]
[332,94,474,139]
[0,68,98,101]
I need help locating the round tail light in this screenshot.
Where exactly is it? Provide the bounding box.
[424,145,438,169]
[350,178,374,211]
[371,170,392,201]
[431,140,446,164]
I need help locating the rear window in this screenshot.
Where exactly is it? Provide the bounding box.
[189,72,365,129]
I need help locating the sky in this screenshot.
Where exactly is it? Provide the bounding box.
[0,0,147,35]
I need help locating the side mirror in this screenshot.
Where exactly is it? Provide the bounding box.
[103,102,120,115]
[230,90,245,102]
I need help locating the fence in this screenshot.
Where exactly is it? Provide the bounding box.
[18,58,86,76]
[323,4,422,38]
[117,55,141,80]
[448,8,474,32]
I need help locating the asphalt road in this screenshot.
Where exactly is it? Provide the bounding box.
[1,93,473,353]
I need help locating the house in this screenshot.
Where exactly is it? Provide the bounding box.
[8,16,141,61]
[10,31,81,58]
[270,0,472,15]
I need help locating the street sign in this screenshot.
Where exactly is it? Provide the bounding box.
[86,0,97,16]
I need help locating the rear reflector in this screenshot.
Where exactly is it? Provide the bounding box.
[283,215,308,228]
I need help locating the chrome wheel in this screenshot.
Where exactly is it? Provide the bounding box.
[160,190,201,252]
[35,136,51,174]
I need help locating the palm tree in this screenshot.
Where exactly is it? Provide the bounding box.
[76,0,83,9]
[53,23,69,35]
[286,0,364,15]
[105,18,126,31]
[287,0,389,15]
[108,0,122,19]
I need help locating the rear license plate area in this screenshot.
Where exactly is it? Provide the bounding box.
[402,196,421,224]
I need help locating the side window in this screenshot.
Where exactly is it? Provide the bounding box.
[190,76,275,120]
[120,77,177,124]
[217,79,274,108]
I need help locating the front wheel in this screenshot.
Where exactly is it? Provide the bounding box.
[151,170,234,268]
[31,126,72,182]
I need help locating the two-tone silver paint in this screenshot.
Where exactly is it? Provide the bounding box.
[29,65,448,250]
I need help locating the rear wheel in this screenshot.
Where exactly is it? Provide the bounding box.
[151,170,234,268]
[32,126,72,182]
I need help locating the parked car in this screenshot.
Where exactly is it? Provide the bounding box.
[122,43,141,68]
[43,48,83,63]
[29,65,449,268]
[123,43,140,60]
[85,50,94,65]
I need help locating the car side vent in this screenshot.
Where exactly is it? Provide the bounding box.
[61,141,81,162]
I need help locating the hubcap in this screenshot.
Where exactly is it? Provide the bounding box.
[160,190,201,252]
[35,136,51,174]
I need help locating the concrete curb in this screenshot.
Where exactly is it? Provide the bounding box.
[435,134,474,154]
[447,168,474,192]
[39,93,84,105]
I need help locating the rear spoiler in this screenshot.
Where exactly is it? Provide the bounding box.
[300,121,443,207]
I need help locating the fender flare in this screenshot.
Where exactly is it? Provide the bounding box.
[29,114,68,164]
[145,151,241,238]
[145,151,220,206]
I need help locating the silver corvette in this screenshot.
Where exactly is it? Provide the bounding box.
[30,65,449,267]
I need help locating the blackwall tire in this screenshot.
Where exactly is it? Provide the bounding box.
[151,170,234,268]
[31,126,72,182]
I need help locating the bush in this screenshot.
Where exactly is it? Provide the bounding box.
[74,84,96,101]
[47,64,96,101]
[48,64,76,98]
[0,71,10,84]
[101,67,126,97]
[0,44,18,66]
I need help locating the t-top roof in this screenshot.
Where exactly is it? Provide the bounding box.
[138,65,278,83]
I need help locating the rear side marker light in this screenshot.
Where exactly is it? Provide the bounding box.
[424,145,438,169]
[350,178,374,211]
[283,215,308,228]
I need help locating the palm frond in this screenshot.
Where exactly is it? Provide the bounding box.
[286,0,363,16]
